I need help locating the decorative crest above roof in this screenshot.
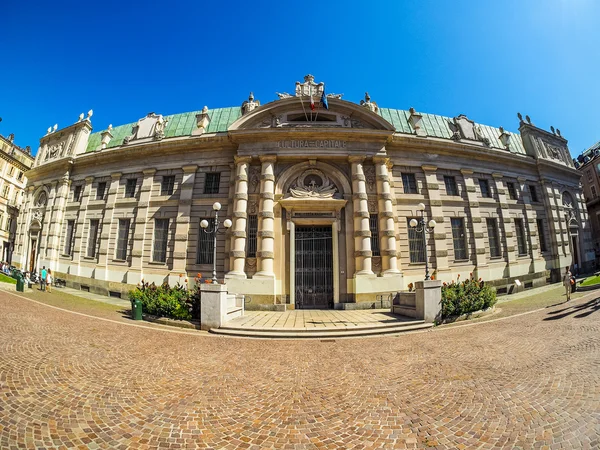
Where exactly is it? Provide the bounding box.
[275,74,343,100]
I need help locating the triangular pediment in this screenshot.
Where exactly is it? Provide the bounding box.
[228,97,395,132]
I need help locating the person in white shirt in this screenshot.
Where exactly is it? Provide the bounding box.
[563,266,572,302]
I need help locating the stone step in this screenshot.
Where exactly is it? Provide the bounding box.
[210,321,433,339]
[220,317,424,333]
[226,307,244,320]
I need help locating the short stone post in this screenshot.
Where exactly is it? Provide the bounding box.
[415,280,442,323]
[200,284,228,331]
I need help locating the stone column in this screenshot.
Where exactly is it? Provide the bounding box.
[46,173,70,271]
[460,169,487,274]
[226,156,251,279]
[74,176,94,274]
[517,177,535,261]
[15,186,35,267]
[255,155,276,278]
[422,165,449,278]
[96,172,121,281]
[374,157,400,275]
[350,156,373,275]
[288,220,296,306]
[129,168,155,284]
[170,165,197,284]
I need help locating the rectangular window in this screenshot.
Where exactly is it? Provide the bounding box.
[153,219,169,263]
[486,218,501,258]
[64,220,75,256]
[407,218,426,263]
[73,185,82,202]
[369,214,380,257]
[17,171,23,181]
[196,218,214,264]
[479,179,491,198]
[515,218,527,256]
[591,185,598,199]
[537,219,547,253]
[451,218,468,260]
[529,185,539,202]
[125,178,137,198]
[6,217,12,233]
[0,214,4,230]
[506,182,518,200]
[401,173,418,194]
[444,176,458,196]
[246,215,258,258]
[161,176,175,196]
[8,166,14,176]
[115,219,130,260]
[587,170,593,182]
[96,182,106,200]
[203,173,221,194]
[2,185,9,198]
[87,219,99,258]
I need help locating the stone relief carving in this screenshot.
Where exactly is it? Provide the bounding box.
[364,166,376,192]
[295,74,324,98]
[35,191,48,207]
[45,141,66,161]
[248,200,258,215]
[249,167,261,193]
[123,113,168,144]
[368,198,378,213]
[448,115,490,145]
[288,169,338,199]
[341,116,366,128]
[241,92,260,115]
[360,92,379,113]
[31,208,44,223]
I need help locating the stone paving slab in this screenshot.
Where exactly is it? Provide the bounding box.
[0,288,599,448]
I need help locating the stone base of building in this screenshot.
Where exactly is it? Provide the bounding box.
[56,271,136,299]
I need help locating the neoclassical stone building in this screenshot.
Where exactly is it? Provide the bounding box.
[13,76,593,308]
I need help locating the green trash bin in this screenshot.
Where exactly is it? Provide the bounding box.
[16,273,25,292]
[132,299,143,320]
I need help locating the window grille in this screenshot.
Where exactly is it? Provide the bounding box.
[486,218,501,257]
[401,173,418,194]
[64,220,75,256]
[537,219,547,252]
[153,219,169,263]
[125,179,137,198]
[369,214,380,257]
[116,219,130,260]
[451,218,468,260]
[247,215,258,257]
[506,182,518,200]
[96,182,106,200]
[161,176,175,196]
[407,218,426,263]
[196,218,214,264]
[529,185,539,202]
[515,219,527,256]
[444,176,458,196]
[479,179,491,198]
[87,219,99,258]
[203,173,221,194]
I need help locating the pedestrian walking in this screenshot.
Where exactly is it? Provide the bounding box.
[563,266,573,301]
[40,266,47,292]
[46,269,52,293]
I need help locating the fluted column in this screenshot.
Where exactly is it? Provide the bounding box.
[170,165,197,282]
[74,176,94,274]
[374,157,399,275]
[350,156,373,275]
[96,172,121,281]
[227,156,251,278]
[46,173,70,270]
[129,168,155,284]
[255,155,276,278]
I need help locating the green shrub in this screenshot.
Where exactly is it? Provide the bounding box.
[128,279,202,321]
[441,274,497,319]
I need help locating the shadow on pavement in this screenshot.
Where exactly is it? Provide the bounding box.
[543,298,600,321]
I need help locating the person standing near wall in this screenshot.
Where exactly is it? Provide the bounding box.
[40,266,47,292]
[46,269,52,293]
[563,266,572,302]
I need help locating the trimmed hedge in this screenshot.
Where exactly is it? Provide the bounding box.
[441,274,497,319]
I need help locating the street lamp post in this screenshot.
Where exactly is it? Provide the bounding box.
[409,202,436,280]
[200,202,232,284]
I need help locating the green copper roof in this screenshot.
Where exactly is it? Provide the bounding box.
[86,105,524,155]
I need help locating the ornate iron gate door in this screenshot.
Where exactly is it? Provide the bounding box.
[295,226,333,309]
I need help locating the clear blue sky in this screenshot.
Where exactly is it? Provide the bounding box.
[2,0,599,156]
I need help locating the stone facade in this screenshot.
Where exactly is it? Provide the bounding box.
[13,77,593,307]
[576,140,600,268]
[0,132,34,263]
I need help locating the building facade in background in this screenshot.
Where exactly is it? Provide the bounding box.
[13,76,593,308]
[0,132,34,263]
[576,141,600,267]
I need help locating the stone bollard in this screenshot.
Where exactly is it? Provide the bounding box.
[200,284,229,331]
[415,280,442,323]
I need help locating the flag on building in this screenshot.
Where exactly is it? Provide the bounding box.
[310,87,315,111]
[321,90,328,110]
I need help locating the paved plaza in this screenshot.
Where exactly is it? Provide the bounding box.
[1,288,599,449]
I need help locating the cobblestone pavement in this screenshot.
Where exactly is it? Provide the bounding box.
[1,291,599,449]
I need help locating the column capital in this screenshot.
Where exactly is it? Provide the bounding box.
[142,168,157,176]
[85,176,95,183]
[421,164,438,172]
[348,155,365,164]
[234,156,252,165]
[373,156,390,166]
[460,168,474,175]
[182,165,198,173]
[111,172,122,180]
[259,155,277,163]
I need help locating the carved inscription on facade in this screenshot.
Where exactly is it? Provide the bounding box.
[278,140,346,149]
